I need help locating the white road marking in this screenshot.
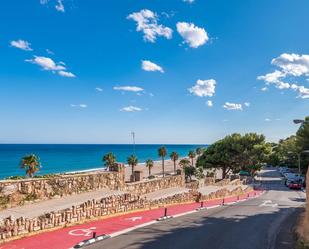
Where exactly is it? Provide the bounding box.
[259,200,278,208]
[124,216,142,222]
[68,227,96,237]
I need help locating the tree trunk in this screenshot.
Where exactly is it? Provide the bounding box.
[173,160,176,173]
[162,158,165,177]
[131,164,135,182]
[149,167,151,176]
[222,166,227,179]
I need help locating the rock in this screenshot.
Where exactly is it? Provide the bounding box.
[1,184,18,196]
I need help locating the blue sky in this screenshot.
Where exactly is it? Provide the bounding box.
[0,0,309,144]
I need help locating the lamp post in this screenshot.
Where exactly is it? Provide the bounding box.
[288,151,309,174]
[131,131,136,156]
[293,119,309,124]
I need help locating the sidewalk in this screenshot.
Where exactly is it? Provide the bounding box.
[0,189,263,249]
[142,187,189,200]
[0,184,249,220]
[0,189,125,219]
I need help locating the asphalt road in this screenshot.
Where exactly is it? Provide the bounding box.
[87,168,306,249]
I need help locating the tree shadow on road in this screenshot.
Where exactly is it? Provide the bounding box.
[95,206,304,249]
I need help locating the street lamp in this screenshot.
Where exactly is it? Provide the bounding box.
[288,150,309,174]
[293,119,309,124]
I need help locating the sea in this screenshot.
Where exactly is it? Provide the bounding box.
[0,144,206,179]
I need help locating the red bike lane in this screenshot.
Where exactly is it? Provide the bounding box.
[0,190,263,249]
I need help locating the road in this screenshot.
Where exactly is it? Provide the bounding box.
[87,168,306,249]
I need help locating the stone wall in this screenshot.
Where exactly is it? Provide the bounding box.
[0,166,125,209]
[125,174,185,195]
[0,185,252,242]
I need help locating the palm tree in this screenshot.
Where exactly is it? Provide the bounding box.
[188,150,196,166]
[158,146,167,177]
[20,154,41,177]
[102,152,116,170]
[127,154,138,181]
[145,159,154,176]
[170,151,179,173]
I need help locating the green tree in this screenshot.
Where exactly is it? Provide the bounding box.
[102,152,116,169]
[158,146,167,177]
[197,133,270,179]
[127,154,138,181]
[266,136,300,168]
[296,116,309,150]
[170,151,179,173]
[20,154,41,177]
[188,150,196,166]
[183,165,195,182]
[146,159,154,176]
[196,147,204,157]
[296,116,309,171]
[179,158,191,168]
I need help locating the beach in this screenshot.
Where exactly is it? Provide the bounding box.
[124,158,185,181]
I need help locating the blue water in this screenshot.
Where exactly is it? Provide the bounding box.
[0,144,206,179]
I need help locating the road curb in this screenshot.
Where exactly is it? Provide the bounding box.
[71,234,110,248]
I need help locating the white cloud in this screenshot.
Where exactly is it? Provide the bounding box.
[58,70,76,78]
[95,87,103,92]
[244,102,250,107]
[183,0,195,3]
[264,118,271,122]
[10,40,33,51]
[120,105,142,112]
[258,53,309,99]
[291,84,309,99]
[257,70,290,89]
[55,0,64,12]
[113,86,144,92]
[261,87,268,91]
[127,9,173,43]
[188,79,216,97]
[46,49,54,55]
[271,53,309,77]
[176,22,208,48]
[26,56,65,71]
[206,100,213,107]
[142,60,164,73]
[40,0,49,4]
[26,56,75,78]
[71,104,87,108]
[223,102,243,111]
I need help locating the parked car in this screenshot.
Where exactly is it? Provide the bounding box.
[288,181,302,190]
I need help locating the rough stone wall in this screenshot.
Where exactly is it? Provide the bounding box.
[0,193,145,240]
[125,174,185,195]
[204,177,216,186]
[199,186,251,201]
[0,169,125,209]
[215,178,231,186]
[0,185,253,242]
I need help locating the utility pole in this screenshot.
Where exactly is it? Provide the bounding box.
[131,132,136,156]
